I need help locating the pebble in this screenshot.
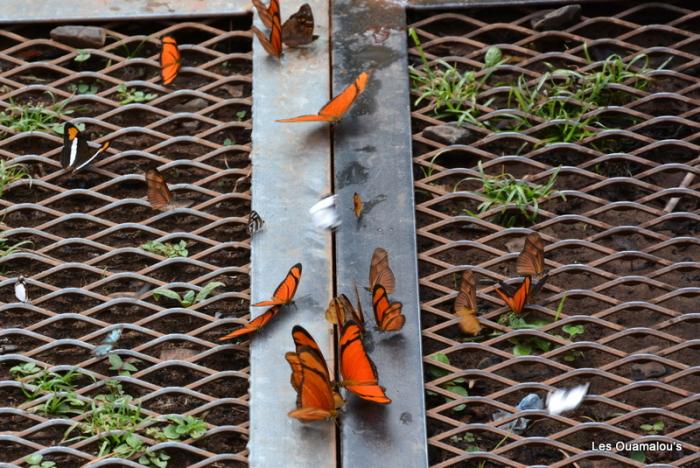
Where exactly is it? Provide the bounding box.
[181,121,201,132]
[531,5,582,31]
[50,25,106,48]
[631,361,667,381]
[160,348,198,361]
[422,123,471,145]
[172,97,210,113]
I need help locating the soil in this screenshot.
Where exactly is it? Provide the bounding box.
[410,1,700,466]
[0,16,252,467]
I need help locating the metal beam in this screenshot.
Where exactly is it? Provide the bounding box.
[249,0,335,467]
[332,1,429,467]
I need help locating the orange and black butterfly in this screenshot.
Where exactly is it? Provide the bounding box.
[160,36,181,85]
[494,275,532,315]
[282,4,318,47]
[60,122,111,172]
[252,0,280,29]
[286,325,343,422]
[252,263,302,307]
[219,304,282,341]
[325,285,364,329]
[353,192,363,219]
[517,232,545,278]
[372,285,405,332]
[252,8,282,58]
[338,321,391,404]
[454,270,482,336]
[277,71,369,123]
[145,168,193,211]
[369,247,395,294]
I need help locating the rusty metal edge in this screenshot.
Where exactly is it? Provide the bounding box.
[332,1,429,467]
[0,0,251,24]
[248,0,336,467]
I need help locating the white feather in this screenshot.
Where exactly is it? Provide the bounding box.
[546,383,589,416]
[309,195,341,230]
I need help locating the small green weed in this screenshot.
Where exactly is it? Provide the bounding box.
[0,160,30,198]
[0,97,74,137]
[74,50,91,62]
[25,454,56,468]
[426,353,469,412]
[449,432,481,453]
[116,84,157,105]
[148,415,207,441]
[153,281,224,307]
[141,240,188,258]
[640,421,665,435]
[108,354,138,377]
[68,82,99,95]
[10,363,89,416]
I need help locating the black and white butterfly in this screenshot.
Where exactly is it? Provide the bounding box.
[60,122,111,172]
[247,210,265,235]
[93,327,123,357]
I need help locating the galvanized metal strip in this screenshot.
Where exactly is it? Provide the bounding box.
[407,0,604,8]
[332,1,429,467]
[0,0,250,23]
[249,1,335,467]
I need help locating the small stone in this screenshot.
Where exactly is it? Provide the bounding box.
[631,361,667,381]
[422,123,471,145]
[160,348,198,361]
[181,121,201,132]
[221,84,245,98]
[50,25,106,48]
[531,5,582,31]
[172,97,209,113]
[505,238,525,254]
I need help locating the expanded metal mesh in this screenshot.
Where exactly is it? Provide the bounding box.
[0,17,253,466]
[410,2,699,466]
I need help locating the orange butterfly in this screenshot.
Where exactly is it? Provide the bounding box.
[276,71,369,123]
[282,4,318,47]
[286,325,343,421]
[145,168,192,211]
[338,321,391,404]
[160,36,181,85]
[494,275,531,315]
[454,270,482,336]
[218,305,282,341]
[252,263,302,307]
[353,192,363,219]
[517,232,545,277]
[252,11,282,58]
[252,0,280,29]
[369,247,395,294]
[372,285,405,332]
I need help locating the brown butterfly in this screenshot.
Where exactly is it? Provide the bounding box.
[325,284,364,329]
[353,192,363,219]
[282,4,318,47]
[517,232,545,278]
[369,247,395,294]
[454,270,482,336]
[145,168,193,211]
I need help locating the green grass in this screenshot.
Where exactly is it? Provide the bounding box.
[116,84,157,105]
[0,96,75,137]
[141,240,188,258]
[0,236,32,257]
[0,159,30,198]
[10,363,89,416]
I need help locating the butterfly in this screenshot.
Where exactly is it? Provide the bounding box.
[547,383,589,416]
[252,263,302,307]
[309,195,340,230]
[494,275,532,315]
[252,0,280,29]
[145,168,193,211]
[338,321,391,404]
[286,325,343,421]
[353,192,363,219]
[160,36,181,85]
[247,210,265,235]
[372,285,405,332]
[282,4,318,47]
[252,10,282,58]
[60,122,111,172]
[325,284,364,329]
[14,275,29,303]
[454,270,482,336]
[369,247,395,294]
[219,304,282,340]
[517,232,545,278]
[93,327,123,357]
[276,71,369,123]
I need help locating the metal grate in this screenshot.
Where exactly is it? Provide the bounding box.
[409,1,699,466]
[0,16,253,466]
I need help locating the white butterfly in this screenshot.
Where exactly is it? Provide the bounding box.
[14,276,29,303]
[309,195,341,230]
[546,383,589,416]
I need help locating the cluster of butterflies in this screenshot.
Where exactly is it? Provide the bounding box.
[455,232,547,336]
[218,248,402,420]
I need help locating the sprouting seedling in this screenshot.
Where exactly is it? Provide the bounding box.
[640,421,665,435]
[140,240,188,258]
[153,415,208,441]
[426,353,469,412]
[153,281,224,307]
[25,454,56,468]
[74,50,91,62]
[116,83,157,105]
[108,354,138,377]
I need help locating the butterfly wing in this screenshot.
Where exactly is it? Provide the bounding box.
[160,36,181,85]
[252,263,302,306]
[252,0,279,29]
[353,192,363,219]
[517,232,545,277]
[145,168,173,210]
[276,71,369,123]
[454,270,481,335]
[252,13,282,58]
[372,285,405,332]
[218,305,282,340]
[339,321,391,404]
[282,3,317,47]
[288,347,340,422]
[73,141,110,173]
[369,247,396,294]
[247,210,265,235]
[61,123,81,169]
[285,351,303,391]
[494,276,531,314]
